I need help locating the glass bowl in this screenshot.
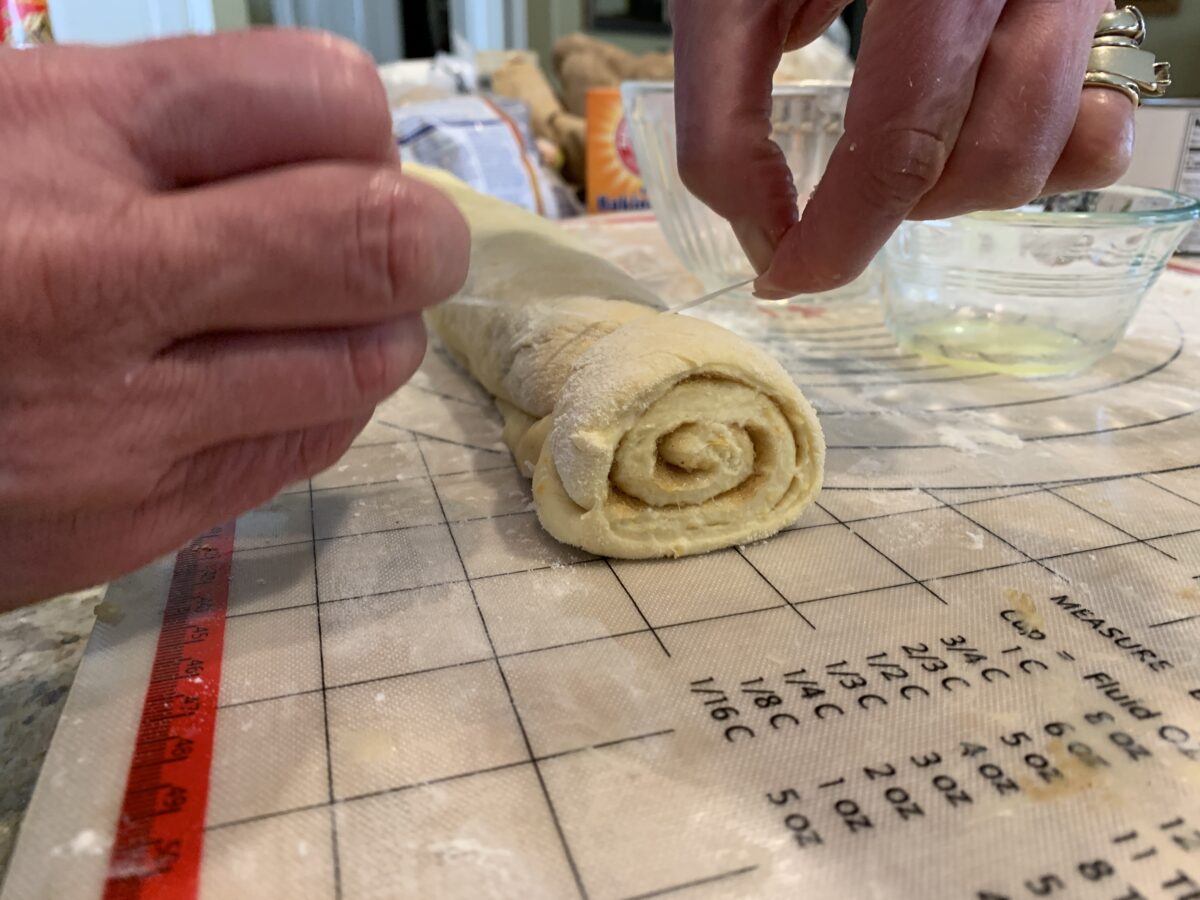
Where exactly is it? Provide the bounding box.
[621,80,881,307]
[881,186,1200,377]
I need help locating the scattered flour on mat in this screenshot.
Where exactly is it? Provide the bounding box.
[845,455,887,477]
[935,423,1024,454]
[53,829,107,858]
[427,837,522,892]
[419,838,526,898]
[429,838,514,866]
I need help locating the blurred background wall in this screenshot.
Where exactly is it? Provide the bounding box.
[1140,0,1199,100]
[42,0,1199,96]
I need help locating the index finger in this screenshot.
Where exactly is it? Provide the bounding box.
[757,0,1007,297]
[673,0,849,272]
[106,29,396,188]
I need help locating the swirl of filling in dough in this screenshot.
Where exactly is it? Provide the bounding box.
[532,314,824,558]
[407,161,824,559]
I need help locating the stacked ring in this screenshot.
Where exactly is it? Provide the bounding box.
[1085,6,1171,106]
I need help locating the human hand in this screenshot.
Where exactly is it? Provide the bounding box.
[673,0,1135,297]
[0,30,469,608]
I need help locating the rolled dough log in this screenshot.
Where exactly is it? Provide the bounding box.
[407,163,825,558]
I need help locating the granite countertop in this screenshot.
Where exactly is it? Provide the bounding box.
[0,586,106,881]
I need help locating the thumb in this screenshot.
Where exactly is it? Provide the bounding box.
[672,0,849,272]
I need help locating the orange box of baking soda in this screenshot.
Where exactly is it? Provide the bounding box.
[585,87,650,214]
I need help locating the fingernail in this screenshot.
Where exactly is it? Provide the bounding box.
[731,221,777,275]
[753,263,798,300]
[753,284,795,301]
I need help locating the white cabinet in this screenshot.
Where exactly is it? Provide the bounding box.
[46,0,247,43]
[270,0,402,62]
[46,0,526,60]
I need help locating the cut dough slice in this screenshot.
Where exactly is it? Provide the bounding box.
[407,162,825,558]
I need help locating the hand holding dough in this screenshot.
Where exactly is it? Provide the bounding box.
[407,163,825,558]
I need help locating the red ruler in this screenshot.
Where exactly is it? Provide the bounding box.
[102,521,237,900]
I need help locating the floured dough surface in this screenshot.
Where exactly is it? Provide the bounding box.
[408,163,825,559]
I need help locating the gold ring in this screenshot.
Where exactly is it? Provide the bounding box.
[1084,6,1170,106]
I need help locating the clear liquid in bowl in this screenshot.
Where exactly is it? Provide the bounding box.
[890,316,1096,378]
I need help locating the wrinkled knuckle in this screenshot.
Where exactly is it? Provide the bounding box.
[350,176,411,304]
[345,327,395,406]
[351,179,462,312]
[387,205,429,305]
[865,127,949,209]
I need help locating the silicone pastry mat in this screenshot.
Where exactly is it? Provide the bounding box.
[5,218,1200,900]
